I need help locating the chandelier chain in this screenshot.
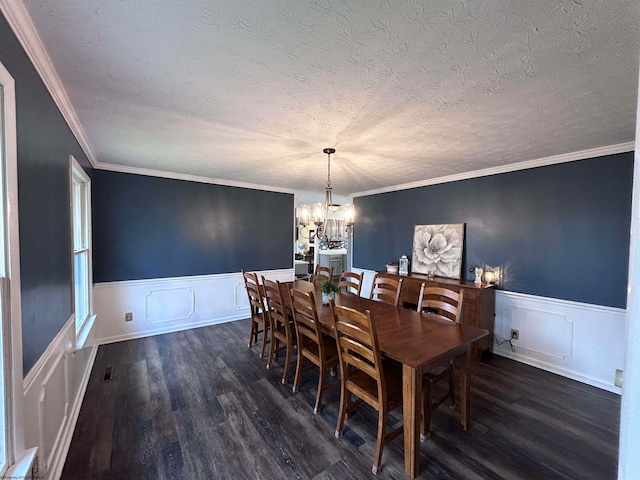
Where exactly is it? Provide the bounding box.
[326,150,331,188]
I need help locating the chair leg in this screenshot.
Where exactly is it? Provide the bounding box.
[248,319,256,348]
[292,351,303,393]
[335,384,348,438]
[448,366,456,410]
[281,342,292,384]
[267,334,277,369]
[345,392,352,419]
[314,366,326,414]
[259,321,269,358]
[372,406,387,475]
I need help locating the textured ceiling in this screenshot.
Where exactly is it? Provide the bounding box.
[21,0,640,195]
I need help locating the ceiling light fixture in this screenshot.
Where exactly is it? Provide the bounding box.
[296,148,355,249]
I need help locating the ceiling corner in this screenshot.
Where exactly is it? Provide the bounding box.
[0,0,98,167]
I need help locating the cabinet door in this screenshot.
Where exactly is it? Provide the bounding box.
[329,256,343,276]
[460,288,479,327]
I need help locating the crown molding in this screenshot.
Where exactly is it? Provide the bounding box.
[1,0,633,195]
[351,142,636,197]
[94,162,296,194]
[0,0,97,167]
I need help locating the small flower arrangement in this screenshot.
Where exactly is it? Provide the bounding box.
[319,280,340,295]
[385,261,399,274]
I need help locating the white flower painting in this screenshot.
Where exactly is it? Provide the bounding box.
[411,224,464,279]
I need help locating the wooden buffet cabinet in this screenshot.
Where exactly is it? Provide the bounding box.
[378,272,496,360]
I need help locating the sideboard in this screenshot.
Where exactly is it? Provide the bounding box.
[378,271,496,360]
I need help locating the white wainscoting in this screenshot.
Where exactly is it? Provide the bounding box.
[354,267,625,394]
[494,290,625,394]
[91,269,294,345]
[22,315,98,480]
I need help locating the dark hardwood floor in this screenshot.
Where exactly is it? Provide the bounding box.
[61,319,620,479]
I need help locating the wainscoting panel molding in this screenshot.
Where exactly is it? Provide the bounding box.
[144,287,195,324]
[504,306,574,360]
[494,290,625,394]
[39,352,68,475]
[22,315,98,480]
[354,268,625,394]
[92,269,294,345]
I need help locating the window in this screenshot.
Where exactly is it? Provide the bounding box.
[71,157,94,347]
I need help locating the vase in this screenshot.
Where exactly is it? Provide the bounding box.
[322,292,334,305]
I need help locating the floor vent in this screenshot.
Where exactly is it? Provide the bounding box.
[103,366,113,382]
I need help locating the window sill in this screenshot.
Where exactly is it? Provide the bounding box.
[75,313,96,349]
[3,447,37,480]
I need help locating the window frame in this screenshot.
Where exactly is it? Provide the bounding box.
[70,156,95,348]
[0,59,27,476]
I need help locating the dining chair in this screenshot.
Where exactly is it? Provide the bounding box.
[312,265,333,287]
[241,269,270,358]
[262,277,296,384]
[289,287,340,413]
[369,273,403,306]
[338,270,363,296]
[416,283,464,437]
[329,300,403,475]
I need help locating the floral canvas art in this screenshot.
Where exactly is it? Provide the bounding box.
[411,224,464,279]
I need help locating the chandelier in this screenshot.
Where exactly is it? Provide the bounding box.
[296,148,355,249]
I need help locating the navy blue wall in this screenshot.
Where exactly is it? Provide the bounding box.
[0,13,94,374]
[92,171,294,282]
[354,153,633,308]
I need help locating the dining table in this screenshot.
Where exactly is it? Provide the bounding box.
[287,279,489,478]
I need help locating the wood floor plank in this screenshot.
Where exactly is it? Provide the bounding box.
[217,390,294,479]
[61,319,620,480]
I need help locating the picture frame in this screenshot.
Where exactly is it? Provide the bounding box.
[411,224,465,279]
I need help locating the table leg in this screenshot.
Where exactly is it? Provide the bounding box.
[459,346,471,430]
[403,364,421,478]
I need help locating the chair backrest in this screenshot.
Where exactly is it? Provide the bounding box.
[289,287,324,349]
[416,283,464,323]
[369,273,403,306]
[330,301,386,404]
[338,271,363,296]
[312,265,333,287]
[262,277,291,335]
[242,269,267,320]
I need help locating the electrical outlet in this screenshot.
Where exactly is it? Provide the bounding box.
[125,312,133,322]
[510,329,519,340]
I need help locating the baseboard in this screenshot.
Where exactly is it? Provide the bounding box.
[493,348,617,393]
[96,312,246,346]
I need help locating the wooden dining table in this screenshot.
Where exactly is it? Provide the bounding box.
[288,280,489,478]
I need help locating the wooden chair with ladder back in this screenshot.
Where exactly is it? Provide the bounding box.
[329,300,403,475]
[369,273,403,306]
[241,270,270,359]
[338,270,363,296]
[289,287,340,413]
[262,277,297,385]
[417,283,464,438]
[312,265,333,287]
